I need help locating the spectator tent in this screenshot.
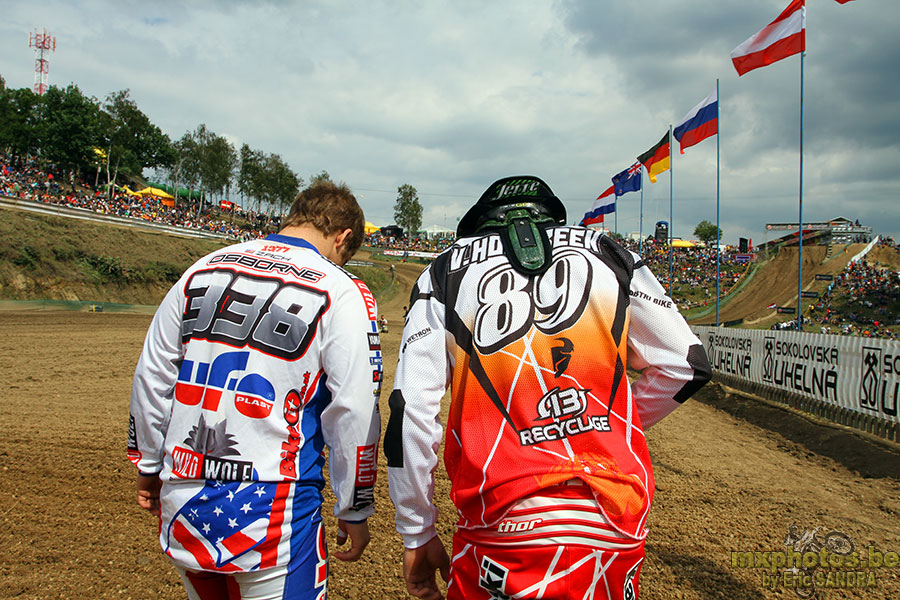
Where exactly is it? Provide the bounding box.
[418,224,455,240]
[138,186,176,207]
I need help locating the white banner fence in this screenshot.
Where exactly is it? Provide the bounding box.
[692,326,899,441]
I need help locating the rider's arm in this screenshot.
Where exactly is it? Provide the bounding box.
[129,280,186,475]
[320,279,382,523]
[626,255,712,428]
[385,266,450,549]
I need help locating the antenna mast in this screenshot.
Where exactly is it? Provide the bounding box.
[28,28,56,95]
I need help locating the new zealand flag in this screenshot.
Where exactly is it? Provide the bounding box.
[612,162,642,198]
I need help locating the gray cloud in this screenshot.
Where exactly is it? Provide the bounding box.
[1,0,897,243]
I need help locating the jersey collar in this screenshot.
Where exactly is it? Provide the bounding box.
[264,233,320,254]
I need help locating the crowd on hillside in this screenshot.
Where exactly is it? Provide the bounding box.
[0,153,273,241]
[804,256,900,339]
[764,238,900,339]
[364,231,454,253]
[7,153,900,340]
[622,238,750,310]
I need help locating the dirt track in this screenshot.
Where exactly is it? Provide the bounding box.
[693,245,862,327]
[2,255,900,599]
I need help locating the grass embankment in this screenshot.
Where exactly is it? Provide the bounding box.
[0,210,393,307]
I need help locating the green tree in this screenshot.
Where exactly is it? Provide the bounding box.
[0,87,43,159]
[238,143,264,211]
[39,84,104,176]
[203,133,237,200]
[101,89,173,180]
[174,124,236,213]
[237,146,301,216]
[263,153,301,215]
[173,132,201,196]
[308,170,331,187]
[694,220,722,245]
[394,184,422,236]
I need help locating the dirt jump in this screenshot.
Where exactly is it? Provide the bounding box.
[2,249,899,599]
[691,244,867,327]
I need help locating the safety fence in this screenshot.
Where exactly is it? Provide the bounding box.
[692,325,899,442]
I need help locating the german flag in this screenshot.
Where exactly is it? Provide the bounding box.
[637,132,671,184]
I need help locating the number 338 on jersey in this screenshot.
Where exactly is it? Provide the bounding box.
[180,268,331,360]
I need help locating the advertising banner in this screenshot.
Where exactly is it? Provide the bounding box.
[693,326,900,426]
[383,250,439,259]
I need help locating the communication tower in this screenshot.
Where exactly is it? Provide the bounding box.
[28,28,56,95]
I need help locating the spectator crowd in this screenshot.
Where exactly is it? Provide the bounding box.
[804,241,900,339]
[621,238,750,310]
[364,231,454,254]
[1,153,274,241]
[5,153,898,340]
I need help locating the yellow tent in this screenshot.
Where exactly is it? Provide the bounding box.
[138,186,175,200]
[364,222,380,234]
[121,185,142,197]
[671,239,696,248]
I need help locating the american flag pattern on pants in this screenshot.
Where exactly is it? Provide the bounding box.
[161,480,322,574]
[173,518,328,600]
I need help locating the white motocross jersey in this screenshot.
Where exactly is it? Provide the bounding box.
[129,233,382,571]
[386,227,711,547]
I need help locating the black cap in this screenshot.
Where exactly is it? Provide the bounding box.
[457,176,566,237]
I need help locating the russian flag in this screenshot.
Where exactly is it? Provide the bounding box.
[731,0,805,77]
[674,88,718,154]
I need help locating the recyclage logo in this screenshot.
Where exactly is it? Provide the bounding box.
[536,386,587,420]
[519,387,610,446]
[176,351,276,419]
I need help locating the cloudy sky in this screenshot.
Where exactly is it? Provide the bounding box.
[1,0,896,243]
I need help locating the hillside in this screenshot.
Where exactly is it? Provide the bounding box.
[690,243,868,327]
[0,206,414,309]
[3,206,895,331]
[0,208,227,305]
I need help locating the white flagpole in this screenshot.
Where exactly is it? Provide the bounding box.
[668,124,674,296]
[639,166,645,255]
[797,15,806,331]
[716,78,721,327]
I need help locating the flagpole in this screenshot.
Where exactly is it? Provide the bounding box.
[716,78,721,327]
[797,43,805,331]
[614,196,618,237]
[639,166,645,255]
[668,124,674,296]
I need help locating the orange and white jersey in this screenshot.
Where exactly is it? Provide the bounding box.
[386,227,710,548]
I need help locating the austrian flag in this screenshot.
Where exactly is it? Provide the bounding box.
[731,0,805,76]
